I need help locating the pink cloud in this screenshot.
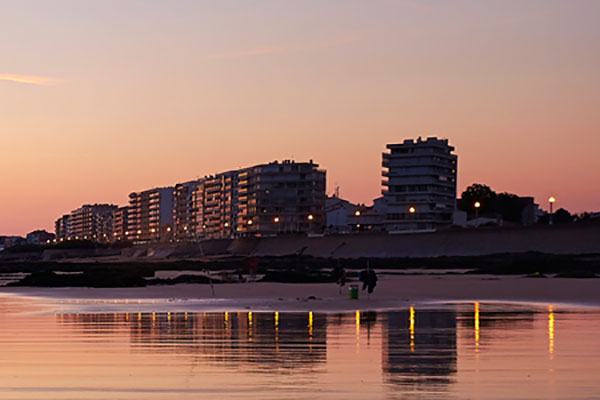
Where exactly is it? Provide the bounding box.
[0,74,60,85]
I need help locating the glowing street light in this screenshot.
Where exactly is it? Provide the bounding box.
[273,216,280,223]
[354,210,361,217]
[307,214,314,221]
[247,219,253,225]
[549,196,556,225]
[408,206,416,215]
[474,201,481,218]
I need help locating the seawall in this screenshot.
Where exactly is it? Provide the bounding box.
[128,224,600,259]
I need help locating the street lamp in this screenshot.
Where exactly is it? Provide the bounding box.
[549,196,556,225]
[307,214,314,221]
[474,201,481,218]
[408,206,416,215]
[273,216,280,223]
[354,210,361,217]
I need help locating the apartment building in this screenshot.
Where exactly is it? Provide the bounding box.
[53,160,327,243]
[198,170,240,239]
[54,204,117,241]
[382,137,457,231]
[127,187,174,243]
[55,214,70,241]
[237,160,326,236]
[173,180,202,241]
[111,206,130,241]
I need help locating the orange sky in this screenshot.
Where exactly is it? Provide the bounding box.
[1,1,599,236]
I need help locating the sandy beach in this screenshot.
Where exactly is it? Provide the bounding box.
[2,273,599,314]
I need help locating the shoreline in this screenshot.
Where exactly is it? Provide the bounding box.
[2,274,600,314]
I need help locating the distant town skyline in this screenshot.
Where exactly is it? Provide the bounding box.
[2,0,599,236]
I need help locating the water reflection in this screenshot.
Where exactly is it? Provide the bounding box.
[2,298,599,399]
[382,308,457,392]
[60,311,328,372]
[548,305,555,359]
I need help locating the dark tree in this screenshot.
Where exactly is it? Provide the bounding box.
[553,208,574,224]
[459,183,531,224]
[458,184,496,215]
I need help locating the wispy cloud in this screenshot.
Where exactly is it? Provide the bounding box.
[207,47,286,60]
[0,74,60,85]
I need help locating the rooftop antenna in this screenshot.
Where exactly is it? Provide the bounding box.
[334,185,340,198]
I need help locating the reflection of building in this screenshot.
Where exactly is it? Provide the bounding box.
[382,137,457,231]
[127,187,174,243]
[57,311,327,371]
[382,309,457,388]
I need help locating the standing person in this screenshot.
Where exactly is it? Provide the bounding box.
[366,268,377,294]
[332,264,347,294]
[359,261,377,294]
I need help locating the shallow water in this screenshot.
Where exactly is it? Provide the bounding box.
[0,297,599,399]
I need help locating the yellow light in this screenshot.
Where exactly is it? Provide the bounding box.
[308,311,313,327]
[184,226,188,231]
[549,196,556,203]
[549,305,554,357]
[274,311,279,326]
[248,312,253,324]
[137,230,142,234]
[125,231,129,235]
[224,222,229,227]
[273,216,280,223]
[248,219,253,225]
[474,201,481,208]
[224,311,229,323]
[409,306,415,352]
[355,210,361,217]
[408,206,416,214]
[150,228,156,233]
[355,310,360,336]
[474,302,480,350]
[166,227,172,232]
[307,214,314,221]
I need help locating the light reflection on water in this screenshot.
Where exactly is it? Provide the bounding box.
[0,299,599,399]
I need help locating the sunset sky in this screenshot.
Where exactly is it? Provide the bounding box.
[2,0,599,236]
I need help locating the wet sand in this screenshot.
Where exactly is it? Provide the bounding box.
[2,274,599,314]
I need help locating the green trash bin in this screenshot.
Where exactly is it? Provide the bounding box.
[349,284,359,300]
